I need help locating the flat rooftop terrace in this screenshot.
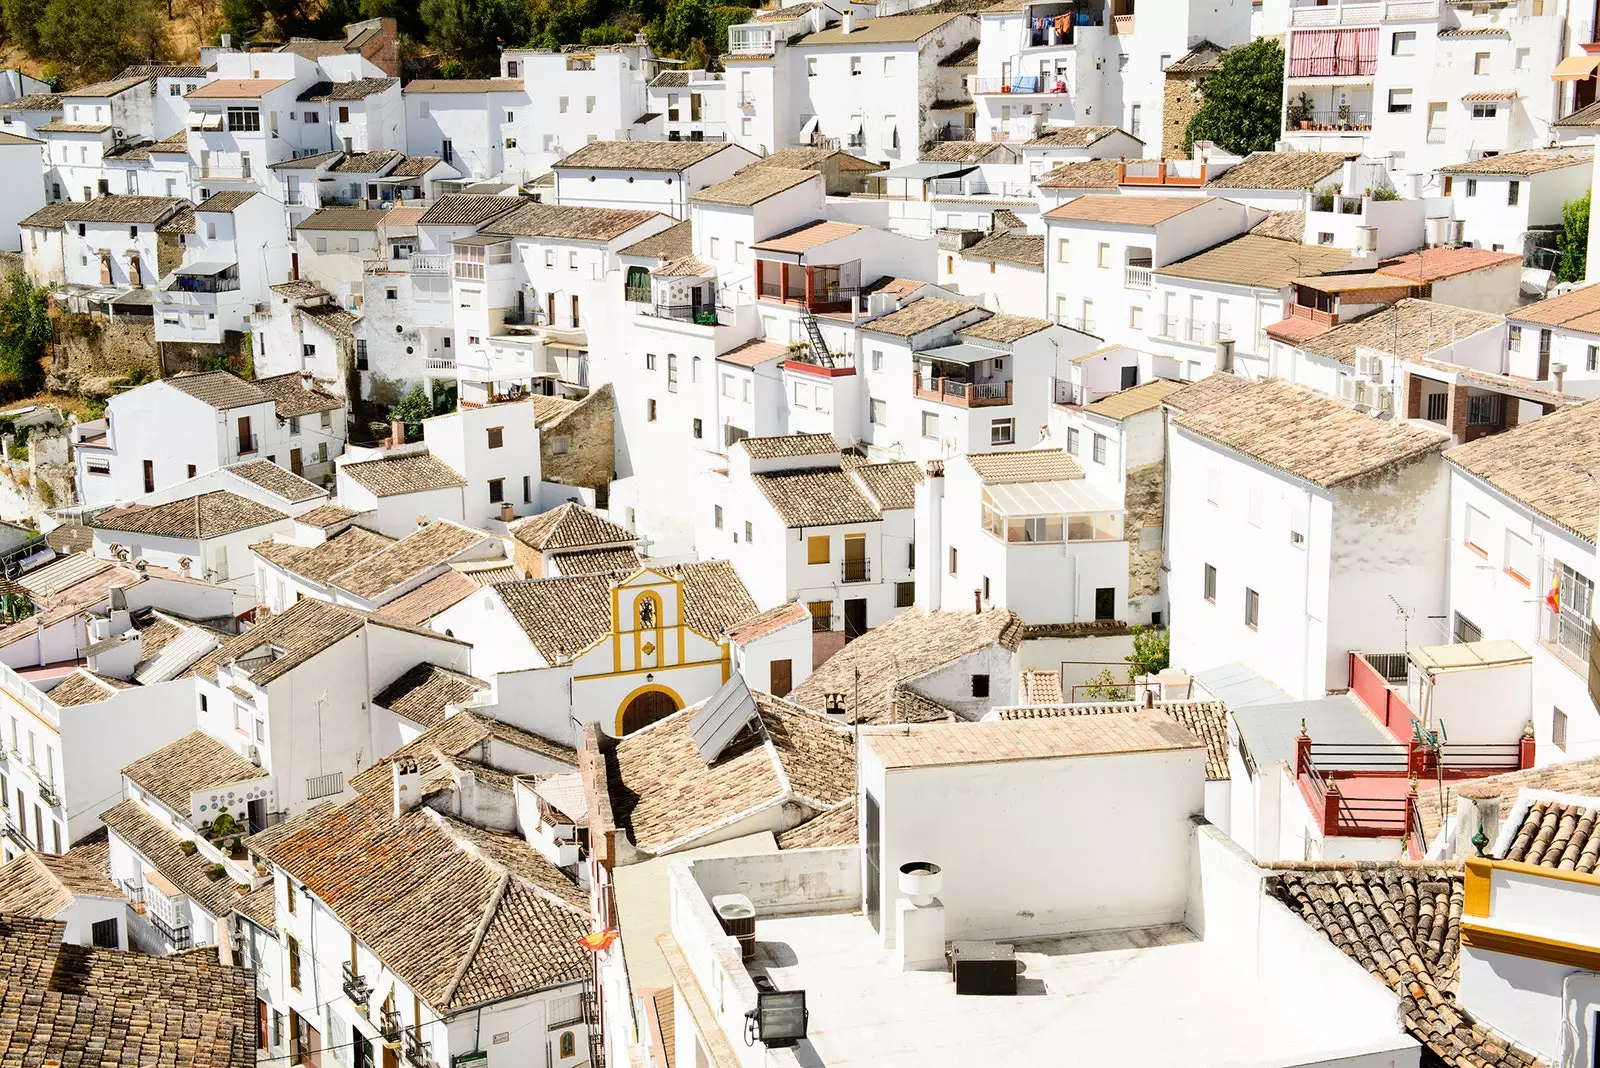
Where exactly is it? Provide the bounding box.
[747,913,1416,1068]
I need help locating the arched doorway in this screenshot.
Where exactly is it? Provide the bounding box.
[618,688,680,735]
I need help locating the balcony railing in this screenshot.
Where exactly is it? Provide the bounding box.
[1288,109,1374,132]
[307,771,345,800]
[403,1030,433,1068]
[970,76,1069,95]
[927,177,1032,199]
[380,1010,403,1044]
[149,910,192,951]
[841,558,871,584]
[1288,0,1438,25]
[1156,316,1232,345]
[38,779,60,807]
[343,961,373,1007]
[425,356,456,371]
[410,255,449,275]
[237,433,259,455]
[2,806,28,848]
[1124,265,1152,290]
[650,303,721,326]
[912,373,1013,408]
[728,26,776,53]
[623,285,652,303]
[188,163,253,181]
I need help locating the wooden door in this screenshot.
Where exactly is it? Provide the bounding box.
[290,448,302,476]
[843,534,867,583]
[237,416,252,454]
[844,598,867,640]
[547,293,556,324]
[381,1046,397,1068]
[142,459,154,493]
[770,658,792,698]
[257,1001,268,1050]
[619,689,678,734]
[570,294,581,328]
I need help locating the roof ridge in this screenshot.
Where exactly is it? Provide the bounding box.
[442,869,510,1007]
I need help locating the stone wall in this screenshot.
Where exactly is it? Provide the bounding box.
[47,314,247,395]
[541,383,615,490]
[1162,74,1204,159]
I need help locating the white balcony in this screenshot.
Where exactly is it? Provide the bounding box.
[1124,265,1152,290]
[1288,0,1437,24]
[728,25,776,54]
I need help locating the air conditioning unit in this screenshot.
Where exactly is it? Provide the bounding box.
[1338,377,1358,403]
[1353,380,1372,407]
[238,742,261,765]
[1378,386,1395,414]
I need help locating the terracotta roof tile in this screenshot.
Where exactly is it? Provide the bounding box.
[960,229,1044,269]
[777,799,857,848]
[1037,158,1121,189]
[996,701,1230,779]
[726,601,810,643]
[717,338,789,368]
[225,459,325,503]
[1439,147,1592,176]
[94,491,287,540]
[754,469,881,526]
[1251,210,1306,241]
[377,570,480,626]
[482,202,663,241]
[1297,299,1503,366]
[957,311,1051,342]
[619,218,693,260]
[1044,194,1215,226]
[340,451,465,496]
[122,731,269,815]
[863,296,982,337]
[692,167,817,206]
[750,219,861,253]
[851,460,923,510]
[867,710,1205,768]
[45,670,131,706]
[1024,125,1120,148]
[739,432,838,459]
[330,520,488,600]
[1447,397,1600,540]
[964,448,1082,483]
[373,663,490,728]
[101,800,245,920]
[0,841,118,917]
[164,370,267,408]
[1378,247,1522,283]
[510,502,634,551]
[548,546,642,575]
[1508,282,1600,332]
[798,11,962,45]
[1207,151,1353,190]
[252,525,395,583]
[1156,233,1358,289]
[190,597,456,685]
[555,139,735,171]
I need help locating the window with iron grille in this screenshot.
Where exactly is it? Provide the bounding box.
[1555,562,1594,666]
[90,917,118,948]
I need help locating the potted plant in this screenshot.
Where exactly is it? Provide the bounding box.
[1288,91,1314,130]
[179,840,198,856]
[206,862,226,880]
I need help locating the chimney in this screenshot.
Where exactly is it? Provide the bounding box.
[390,418,405,446]
[1214,338,1234,374]
[917,459,944,615]
[500,502,514,523]
[392,756,422,817]
[300,371,314,391]
[220,32,231,48]
[1553,361,1568,392]
[842,9,854,32]
[1341,158,1359,194]
[973,588,982,614]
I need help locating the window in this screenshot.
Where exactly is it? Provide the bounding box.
[646,398,657,422]
[1066,427,1079,454]
[1092,434,1106,464]
[288,416,301,435]
[667,354,678,392]
[692,417,703,439]
[1554,561,1594,667]
[441,139,453,162]
[806,57,817,77]
[1507,181,1520,206]
[288,934,302,989]
[1387,88,1412,114]
[226,107,260,131]
[1203,564,1216,603]
[1504,531,1533,586]
[990,418,1014,445]
[487,426,504,449]
[1244,588,1259,630]
[921,411,938,439]
[91,917,118,948]
[1463,505,1490,557]
[714,505,723,530]
[1206,470,1221,505]
[1056,237,1069,263]
[586,96,596,113]
[646,352,656,370]
[1095,587,1114,621]
[745,521,754,543]
[870,398,887,426]
[1129,306,1143,330]
[1129,103,1141,137]
[1471,103,1497,119]
[808,601,830,631]
[1516,47,1530,71]
[356,339,368,370]
[722,373,735,398]
[971,674,990,699]
[1466,178,1478,197]
[895,581,915,607]
[1474,52,1490,75]
[871,349,883,371]
[1554,707,1569,751]
[734,241,744,263]
[1508,324,1521,351]
[1392,30,1416,55]
[1426,392,1448,421]
[850,56,862,76]
[488,478,504,503]
[1467,393,1504,427]
[1097,243,1111,268]
[1590,345,1599,373]
[808,536,830,564]
[948,546,958,575]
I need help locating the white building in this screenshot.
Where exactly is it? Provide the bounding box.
[401,77,534,182]
[503,45,655,175]
[22,195,188,291]
[334,446,468,539]
[0,844,128,946]
[1503,283,1600,399]
[1436,146,1593,256]
[0,131,45,251]
[1444,399,1600,761]
[154,189,293,346]
[551,139,754,218]
[646,69,729,144]
[90,490,296,599]
[73,371,345,508]
[1168,374,1452,701]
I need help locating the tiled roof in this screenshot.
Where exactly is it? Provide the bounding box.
[778,799,857,848]
[252,525,395,583]
[416,194,520,226]
[996,701,1230,779]
[0,911,256,1068]
[352,708,575,797]
[1447,398,1600,540]
[618,218,692,261]
[493,561,756,665]
[297,77,399,101]
[165,370,268,409]
[389,154,445,177]
[194,189,257,213]
[295,503,360,527]
[851,460,924,510]
[1037,158,1122,189]
[375,663,490,728]
[330,520,487,601]
[960,229,1044,269]
[751,219,861,254]
[1461,89,1518,102]
[918,140,1010,163]
[158,202,195,233]
[1164,39,1227,74]
[797,12,962,44]
[650,70,691,86]
[739,432,838,459]
[0,841,118,917]
[1155,233,1357,289]
[792,608,1023,724]
[44,523,90,554]
[692,166,816,206]
[1018,669,1063,704]
[191,596,455,686]
[340,451,466,496]
[18,202,81,229]
[1207,151,1353,190]
[1439,147,1592,176]
[51,195,186,225]
[754,469,881,527]
[511,502,634,551]
[301,302,359,340]
[1296,298,1502,366]
[958,311,1051,342]
[862,296,981,337]
[295,206,388,231]
[746,147,878,172]
[1025,125,1120,148]
[753,0,818,17]
[401,78,525,93]
[1246,211,1302,242]
[101,800,244,920]
[1555,100,1600,128]
[1173,377,1448,487]
[61,74,151,98]
[325,148,402,173]
[1044,194,1215,226]
[868,710,1204,768]
[377,570,479,626]
[653,255,711,277]
[0,93,60,111]
[1507,281,1600,331]
[1500,796,1600,871]
[554,139,734,171]
[717,338,788,368]
[122,730,269,815]
[94,491,287,540]
[1419,757,1600,839]
[965,448,1081,483]
[118,63,209,78]
[1378,247,1522,283]
[248,793,590,1012]
[188,78,292,99]
[1082,378,1184,420]
[549,546,642,575]
[226,459,324,503]
[267,150,341,171]
[233,882,275,929]
[482,202,662,241]
[45,669,130,706]
[608,691,854,854]
[725,601,810,644]
[1270,865,1542,1068]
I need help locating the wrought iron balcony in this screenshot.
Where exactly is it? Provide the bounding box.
[379,1009,404,1045]
[841,557,871,584]
[37,779,61,808]
[343,961,373,1007]
[402,1029,432,1068]
[149,910,192,951]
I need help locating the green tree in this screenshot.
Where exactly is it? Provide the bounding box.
[3,0,48,56]
[1184,37,1285,156]
[388,384,454,441]
[37,0,163,82]
[1083,668,1129,701]
[1557,191,1590,284]
[421,0,530,75]
[0,273,50,401]
[1126,624,1170,678]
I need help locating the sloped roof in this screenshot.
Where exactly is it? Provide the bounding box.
[851,461,923,511]
[510,503,634,552]
[800,12,962,45]
[377,570,479,626]
[754,468,881,527]
[962,229,1044,269]
[1082,378,1185,420]
[329,520,488,600]
[416,194,521,227]
[1439,146,1592,176]
[340,452,466,496]
[122,730,269,815]
[862,296,981,337]
[0,841,118,917]
[1025,125,1122,148]
[619,218,693,261]
[1037,158,1121,189]
[996,700,1230,779]
[482,202,662,241]
[1378,247,1522,283]
[1447,397,1600,540]
[691,167,817,206]
[1155,233,1358,289]
[1296,298,1502,366]
[791,608,1023,724]
[94,491,287,540]
[1506,281,1600,331]
[164,370,267,409]
[226,459,325,503]
[554,139,734,171]
[373,663,490,728]
[1207,151,1353,190]
[251,525,395,584]
[965,448,1081,483]
[1044,194,1216,226]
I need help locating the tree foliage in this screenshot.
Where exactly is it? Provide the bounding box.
[1126,624,1170,679]
[5,0,162,82]
[1184,37,1285,156]
[1558,191,1590,285]
[0,273,50,402]
[418,0,530,74]
[389,384,453,441]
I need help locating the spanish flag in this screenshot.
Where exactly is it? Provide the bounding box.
[1547,575,1561,614]
[578,929,619,952]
